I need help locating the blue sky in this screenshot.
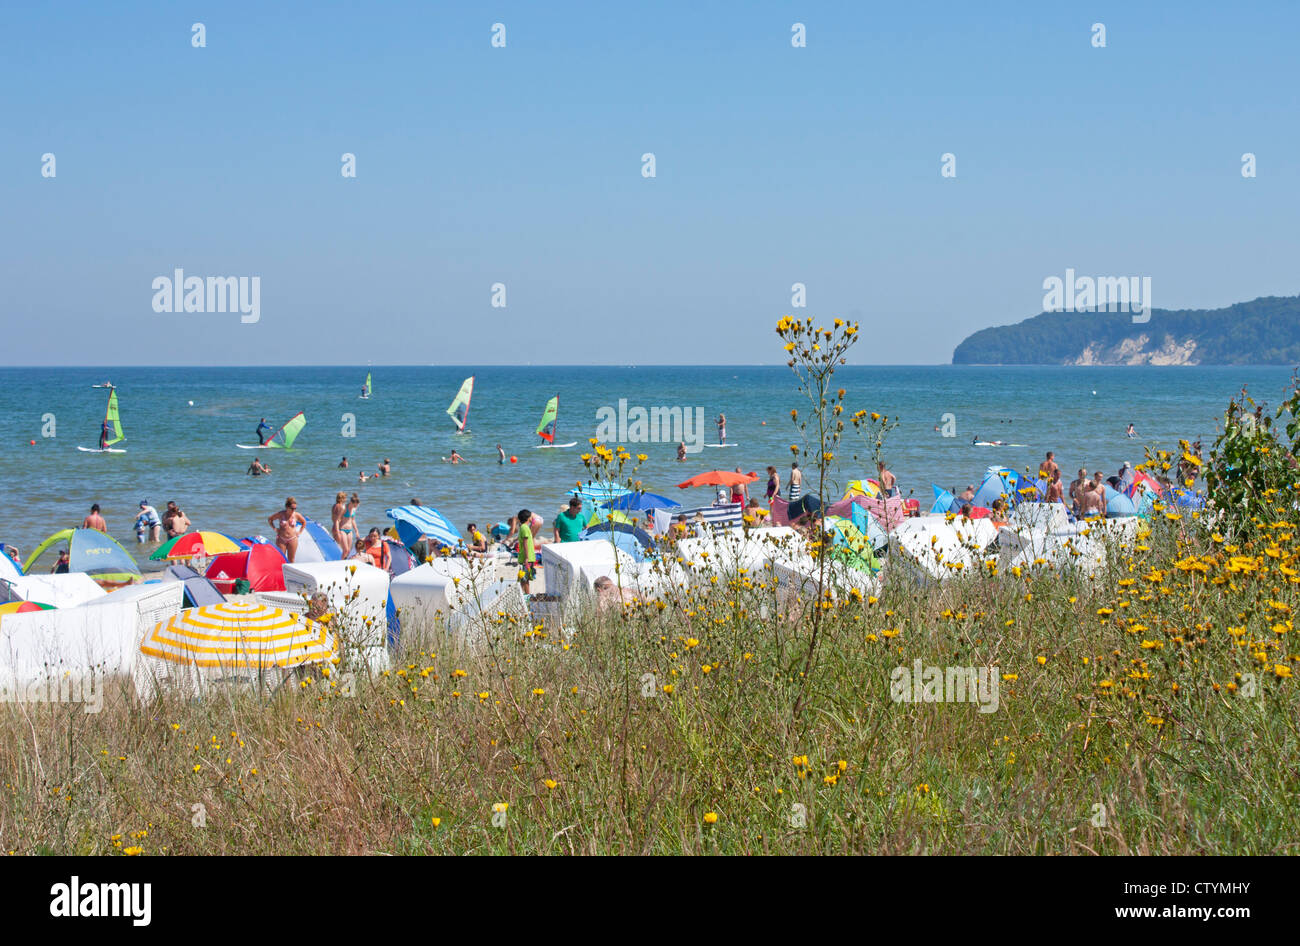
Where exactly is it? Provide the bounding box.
[2,1,1297,365]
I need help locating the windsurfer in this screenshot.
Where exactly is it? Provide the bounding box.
[716,413,726,445]
[256,417,272,445]
[99,419,110,450]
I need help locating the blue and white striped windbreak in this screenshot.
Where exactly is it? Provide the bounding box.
[386,505,462,550]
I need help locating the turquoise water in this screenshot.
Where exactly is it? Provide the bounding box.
[1,365,1291,568]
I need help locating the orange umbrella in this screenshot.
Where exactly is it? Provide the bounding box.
[676,470,759,489]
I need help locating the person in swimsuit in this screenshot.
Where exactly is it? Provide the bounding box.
[716,413,726,445]
[1046,470,1065,505]
[497,444,506,465]
[358,471,372,483]
[337,493,359,554]
[676,441,687,461]
[448,450,464,464]
[877,461,899,497]
[247,457,271,475]
[361,528,391,571]
[167,507,190,538]
[268,497,306,563]
[135,501,162,542]
[766,465,780,501]
[82,503,107,531]
[378,459,391,476]
[338,456,349,469]
[730,467,749,506]
[51,549,70,574]
[1126,423,1137,438]
[466,523,488,554]
[331,492,348,554]
[788,461,802,501]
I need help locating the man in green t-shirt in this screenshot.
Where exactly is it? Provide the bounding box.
[517,507,536,593]
[553,497,588,543]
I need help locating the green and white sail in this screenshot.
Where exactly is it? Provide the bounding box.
[536,395,559,443]
[362,372,372,397]
[446,376,474,431]
[267,411,306,449]
[103,390,125,446]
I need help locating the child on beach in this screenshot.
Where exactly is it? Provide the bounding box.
[516,508,536,593]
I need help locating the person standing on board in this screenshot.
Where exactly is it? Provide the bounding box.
[716,413,726,445]
[98,418,111,450]
[788,461,802,501]
[268,497,306,563]
[82,504,107,531]
[255,417,272,445]
[516,508,536,594]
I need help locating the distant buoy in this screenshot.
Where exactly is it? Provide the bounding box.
[188,400,194,406]
[29,439,35,446]
[1091,390,1097,396]
[761,421,766,425]
[510,456,518,464]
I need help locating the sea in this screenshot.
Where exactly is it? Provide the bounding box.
[1,365,1292,569]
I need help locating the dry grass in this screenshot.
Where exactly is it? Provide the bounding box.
[2,514,1297,855]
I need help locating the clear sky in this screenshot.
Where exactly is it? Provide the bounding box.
[2,1,1297,365]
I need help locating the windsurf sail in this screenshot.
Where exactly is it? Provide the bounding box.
[266,411,306,449]
[536,395,559,444]
[362,372,371,397]
[103,390,125,446]
[447,376,474,431]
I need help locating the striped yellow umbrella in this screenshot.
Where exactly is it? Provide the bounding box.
[139,600,335,670]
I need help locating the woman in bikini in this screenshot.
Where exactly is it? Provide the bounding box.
[338,493,360,554]
[268,497,306,563]
[766,465,780,502]
[331,491,348,555]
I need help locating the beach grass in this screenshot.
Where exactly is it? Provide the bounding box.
[2,507,1296,856]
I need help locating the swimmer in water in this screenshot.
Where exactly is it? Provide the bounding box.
[497,444,506,465]
[448,449,464,464]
